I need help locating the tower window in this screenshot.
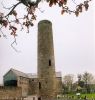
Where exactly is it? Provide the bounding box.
[49,59,51,66]
[39,82,41,89]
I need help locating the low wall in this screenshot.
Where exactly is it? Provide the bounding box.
[0,86,22,99]
[24,95,38,100]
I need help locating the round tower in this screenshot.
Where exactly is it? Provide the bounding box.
[38,20,57,100]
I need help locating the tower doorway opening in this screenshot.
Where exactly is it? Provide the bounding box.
[38,97,41,100]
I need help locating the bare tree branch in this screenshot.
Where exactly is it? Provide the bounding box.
[11,37,21,52]
[5,2,22,18]
[0,0,93,52]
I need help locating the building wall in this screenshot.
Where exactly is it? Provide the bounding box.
[17,76,29,97]
[3,71,29,97]
[28,77,62,96]
[25,95,38,100]
[3,71,17,86]
[28,78,39,95]
[0,86,22,99]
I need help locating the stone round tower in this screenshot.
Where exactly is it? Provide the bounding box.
[38,20,57,100]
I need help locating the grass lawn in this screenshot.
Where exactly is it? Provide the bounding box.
[66,93,95,99]
[81,93,95,99]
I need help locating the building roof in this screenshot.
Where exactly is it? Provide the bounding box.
[4,68,62,79]
[11,68,28,78]
[56,72,62,78]
[4,68,38,79]
[4,68,28,78]
[27,73,38,78]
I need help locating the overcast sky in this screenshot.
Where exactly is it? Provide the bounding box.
[0,0,95,84]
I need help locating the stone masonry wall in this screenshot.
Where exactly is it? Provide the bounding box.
[38,20,57,100]
[0,86,22,99]
[17,76,29,97]
[28,78,39,95]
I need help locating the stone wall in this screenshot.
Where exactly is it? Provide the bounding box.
[28,78,39,95]
[17,76,29,97]
[38,20,57,100]
[0,86,22,99]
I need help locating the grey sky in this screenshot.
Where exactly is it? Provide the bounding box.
[0,0,95,84]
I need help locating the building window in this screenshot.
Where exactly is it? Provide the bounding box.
[39,82,41,89]
[49,59,51,66]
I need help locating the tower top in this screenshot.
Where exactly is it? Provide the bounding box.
[38,20,52,25]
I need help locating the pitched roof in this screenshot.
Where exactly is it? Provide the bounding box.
[10,68,28,78]
[4,68,62,78]
[5,68,38,78]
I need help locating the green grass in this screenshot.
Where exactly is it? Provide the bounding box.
[57,93,95,100]
[66,93,95,99]
[81,93,95,99]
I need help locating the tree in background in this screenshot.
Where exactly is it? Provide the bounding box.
[76,72,95,93]
[82,72,94,84]
[62,72,95,94]
[77,74,85,92]
[63,74,74,93]
[82,72,94,93]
